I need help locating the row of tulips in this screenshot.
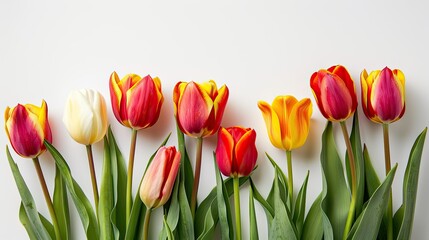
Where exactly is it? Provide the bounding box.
[4,65,426,240]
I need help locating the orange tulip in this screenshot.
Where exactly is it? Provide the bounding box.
[173,80,229,138]
[5,100,52,158]
[258,96,312,151]
[310,65,357,122]
[361,67,405,124]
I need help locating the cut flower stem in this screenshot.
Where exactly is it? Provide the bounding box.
[191,137,203,217]
[383,123,393,240]
[233,177,242,240]
[126,129,138,226]
[86,145,99,212]
[286,150,293,207]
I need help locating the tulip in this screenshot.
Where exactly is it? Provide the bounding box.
[257,96,312,151]
[140,146,181,240]
[310,65,358,239]
[215,126,257,240]
[361,67,406,240]
[109,72,163,130]
[216,126,258,177]
[63,89,108,145]
[5,100,52,158]
[110,71,164,224]
[173,80,229,216]
[173,80,229,138]
[5,100,61,239]
[310,65,357,122]
[63,89,108,208]
[361,67,405,124]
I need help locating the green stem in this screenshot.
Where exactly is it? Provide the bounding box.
[286,150,293,207]
[383,124,393,240]
[191,137,203,217]
[233,177,242,240]
[340,121,357,240]
[32,157,61,240]
[142,208,152,240]
[86,145,99,212]
[126,129,138,227]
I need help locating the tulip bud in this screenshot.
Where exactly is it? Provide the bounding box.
[361,67,405,124]
[63,89,108,145]
[258,96,312,151]
[109,72,163,130]
[310,65,358,122]
[5,100,52,158]
[140,146,181,209]
[216,127,258,177]
[173,80,229,138]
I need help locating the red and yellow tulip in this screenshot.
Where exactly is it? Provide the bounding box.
[361,67,405,124]
[215,126,258,177]
[139,146,181,209]
[310,65,357,122]
[109,72,163,130]
[258,96,312,151]
[173,80,229,138]
[5,100,52,158]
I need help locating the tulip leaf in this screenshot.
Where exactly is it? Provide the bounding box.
[293,171,309,239]
[125,134,171,240]
[176,125,194,201]
[19,203,56,240]
[265,153,290,209]
[160,175,180,239]
[269,168,297,240]
[53,165,70,240]
[395,127,427,240]
[214,157,234,240]
[44,141,99,239]
[320,121,350,240]
[249,178,274,224]
[178,171,195,239]
[249,182,259,240]
[347,164,397,240]
[345,113,365,216]
[99,137,114,240]
[163,216,174,240]
[6,146,52,240]
[195,176,249,239]
[301,194,323,240]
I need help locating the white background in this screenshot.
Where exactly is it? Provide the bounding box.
[1,0,429,239]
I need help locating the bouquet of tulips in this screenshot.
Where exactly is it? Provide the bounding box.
[4,65,426,240]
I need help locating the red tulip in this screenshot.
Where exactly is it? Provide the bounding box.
[109,72,163,130]
[310,65,358,121]
[173,80,229,138]
[5,100,52,158]
[216,126,258,177]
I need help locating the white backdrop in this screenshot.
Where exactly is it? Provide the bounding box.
[1,0,429,239]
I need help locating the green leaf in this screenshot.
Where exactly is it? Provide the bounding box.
[163,216,174,240]
[214,157,234,240]
[44,141,99,239]
[345,113,365,216]
[393,204,404,238]
[347,164,398,240]
[39,211,56,239]
[6,146,52,240]
[100,137,114,240]
[108,127,127,240]
[19,203,56,240]
[293,171,309,239]
[320,121,350,240]
[249,178,274,224]
[396,128,427,240]
[363,145,381,200]
[53,165,70,240]
[301,194,323,240]
[176,125,194,201]
[249,183,259,240]
[269,168,297,240]
[178,171,194,239]
[265,153,290,209]
[160,177,180,240]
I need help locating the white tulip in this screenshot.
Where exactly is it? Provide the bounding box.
[63,89,108,145]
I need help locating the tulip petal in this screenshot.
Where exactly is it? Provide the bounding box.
[216,128,234,176]
[109,72,124,125]
[272,96,298,149]
[141,148,168,208]
[258,101,283,149]
[160,150,181,206]
[208,84,229,136]
[235,129,257,177]
[289,98,312,150]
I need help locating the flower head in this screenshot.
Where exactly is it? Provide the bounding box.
[5,100,52,158]
[63,89,108,145]
[140,146,181,209]
[173,80,229,138]
[310,65,357,121]
[109,72,163,130]
[216,126,258,177]
[361,67,405,124]
[258,96,312,151]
